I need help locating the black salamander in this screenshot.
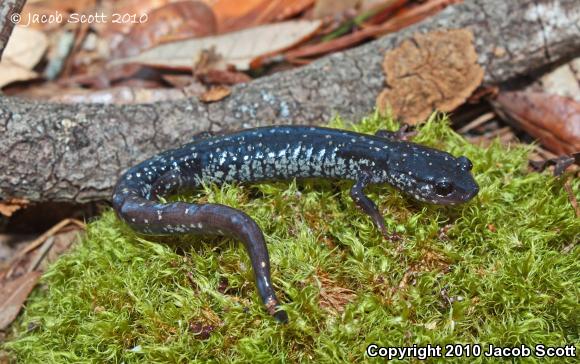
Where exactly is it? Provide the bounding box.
[112,126,479,323]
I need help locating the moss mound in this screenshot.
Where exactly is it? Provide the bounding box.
[4,113,579,363]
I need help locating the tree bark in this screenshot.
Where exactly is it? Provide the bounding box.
[1,0,579,203]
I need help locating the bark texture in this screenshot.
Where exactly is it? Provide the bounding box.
[1,0,579,203]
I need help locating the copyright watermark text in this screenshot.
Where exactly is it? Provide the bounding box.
[11,11,148,26]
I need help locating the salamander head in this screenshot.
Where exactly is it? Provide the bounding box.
[386,145,479,205]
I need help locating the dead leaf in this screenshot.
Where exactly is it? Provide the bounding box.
[0,271,42,330]
[280,0,458,64]
[0,62,39,89]
[0,198,29,217]
[3,26,48,69]
[376,28,483,124]
[161,73,198,88]
[197,69,251,85]
[113,19,322,71]
[2,219,85,281]
[493,91,580,155]
[0,26,48,88]
[362,0,408,25]
[199,86,231,102]
[11,219,85,263]
[316,272,356,314]
[373,0,463,37]
[113,1,217,59]
[538,57,580,102]
[312,0,360,18]
[211,0,268,32]
[212,0,314,33]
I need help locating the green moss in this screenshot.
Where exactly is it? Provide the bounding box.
[4,113,579,363]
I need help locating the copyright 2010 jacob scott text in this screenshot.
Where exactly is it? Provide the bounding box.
[366,343,577,360]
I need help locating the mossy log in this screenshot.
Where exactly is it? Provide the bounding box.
[1,0,579,203]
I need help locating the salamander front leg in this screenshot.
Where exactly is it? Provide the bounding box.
[190,131,214,142]
[350,173,398,241]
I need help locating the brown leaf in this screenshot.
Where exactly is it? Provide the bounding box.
[376,28,483,124]
[114,20,322,71]
[0,62,39,90]
[161,73,198,88]
[0,26,48,88]
[281,0,458,63]
[312,0,360,18]
[363,0,408,25]
[212,0,314,33]
[373,0,463,37]
[316,272,356,314]
[197,69,251,85]
[494,91,580,155]
[113,1,217,59]
[0,198,29,217]
[7,22,44,56]
[0,271,42,330]
[199,86,231,102]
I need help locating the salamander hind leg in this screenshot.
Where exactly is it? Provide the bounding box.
[150,170,183,200]
[350,173,399,241]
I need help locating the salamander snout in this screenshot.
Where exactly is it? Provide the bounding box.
[403,153,479,205]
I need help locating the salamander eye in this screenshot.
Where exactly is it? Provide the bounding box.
[458,156,473,171]
[434,180,453,196]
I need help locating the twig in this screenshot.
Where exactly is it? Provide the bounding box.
[458,112,495,133]
[563,177,580,218]
[27,236,55,273]
[16,218,86,258]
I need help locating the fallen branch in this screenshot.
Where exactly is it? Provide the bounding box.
[1,0,579,203]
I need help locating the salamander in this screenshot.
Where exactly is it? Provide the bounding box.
[112,125,479,323]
